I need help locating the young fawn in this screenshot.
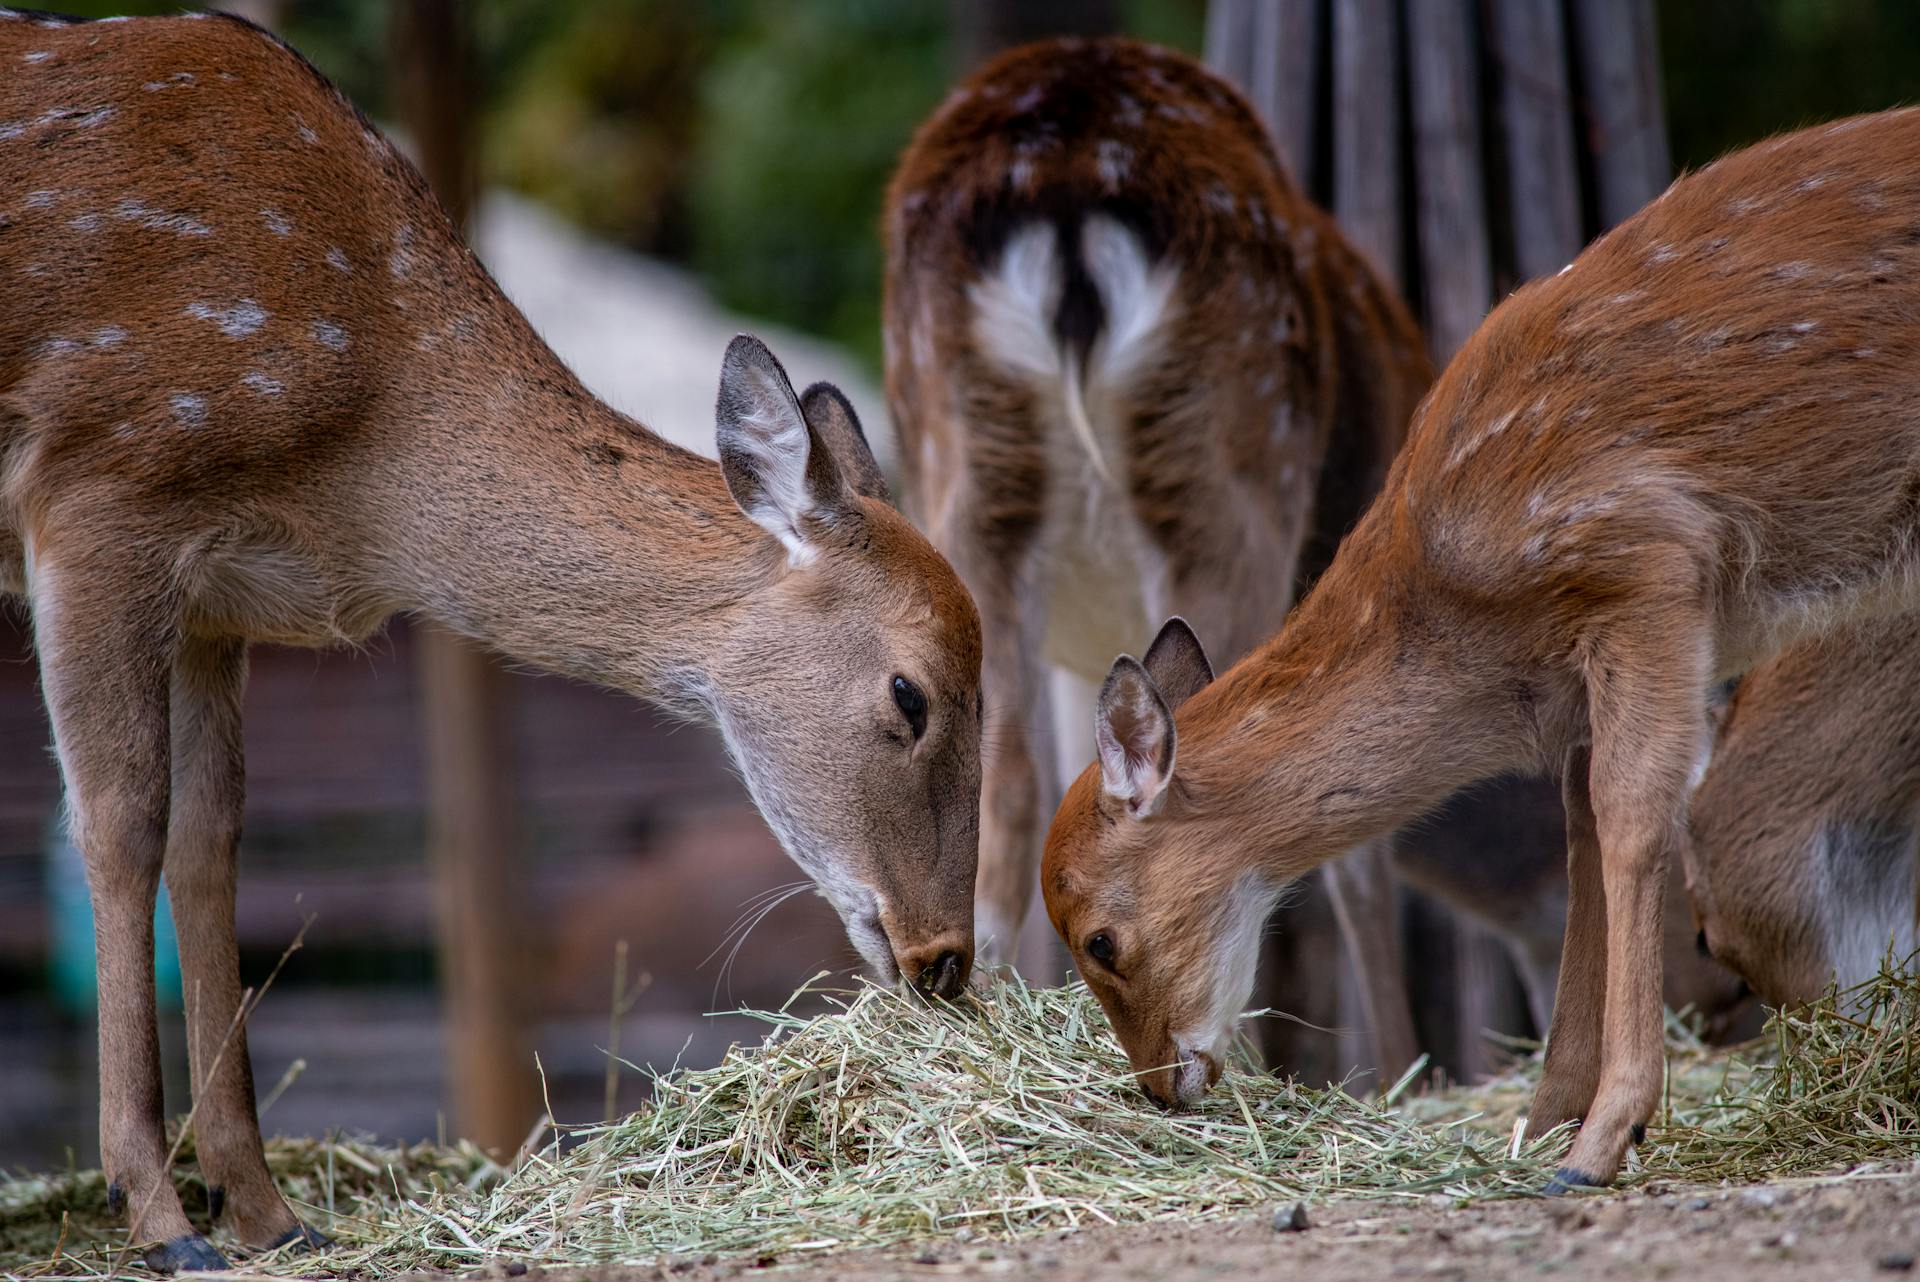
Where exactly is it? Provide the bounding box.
[2,13,980,1269]
[1685,619,1920,1008]
[1044,107,1920,1189]
[882,37,1429,1071]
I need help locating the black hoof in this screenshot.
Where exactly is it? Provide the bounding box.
[267,1222,333,1253]
[1630,1122,1646,1146]
[144,1233,230,1273]
[1542,1167,1605,1197]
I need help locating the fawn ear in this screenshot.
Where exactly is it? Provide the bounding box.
[716,334,852,557]
[1096,655,1177,818]
[800,382,890,504]
[1141,617,1214,710]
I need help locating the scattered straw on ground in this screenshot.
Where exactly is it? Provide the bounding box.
[4,963,1914,1279]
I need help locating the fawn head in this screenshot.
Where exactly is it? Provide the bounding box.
[1041,617,1277,1106]
[710,337,983,998]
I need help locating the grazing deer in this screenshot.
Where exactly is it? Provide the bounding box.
[1,12,981,1270]
[1043,106,1920,1190]
[1684,619,1920,1008]
[882,36,1430,1076]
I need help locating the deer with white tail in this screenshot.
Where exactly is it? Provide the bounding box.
[883,36,1430,1075]
[2,11,981,1271]
[1043,107,1920,1190]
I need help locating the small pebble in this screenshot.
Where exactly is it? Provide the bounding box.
[1271,1201,1311,1233]
[1686,1197,1712,1212]
[505,1264,527,1278]
[1739,1188,1781,1210]
[913,1252,940,1266]
[1878,1252,1916,1273]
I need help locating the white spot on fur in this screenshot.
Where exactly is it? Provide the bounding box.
[310,320,349,351]
[23,49,49,62]
[325,246,352,274]
[1204,184,1236,216]
[1095,139,1132,189]
[24,189,57,208]
[114,197,210,236]
[261,208,293,236]
[1012,85,1044,113]
[185,299,267,338]
[170,393,207,428]
[291,113,319,144]
[40,337,79,356]
[90,326,126,348]
[241,370,284,396]
[1646,243,1680,265]
[66,211,100,232]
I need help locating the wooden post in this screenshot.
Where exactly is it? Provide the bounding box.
[1407,0,1492,362]
[1487,0,1583,280]
[1331,0,1403,289]
[391,0,538,1158]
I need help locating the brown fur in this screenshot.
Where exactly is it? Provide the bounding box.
[1044,107,1920,1186]
[2,12,981,1266]
[881,37,1429,1072]
[1685,620,1920,1007]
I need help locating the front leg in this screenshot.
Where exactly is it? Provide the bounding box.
[1529,745,1607,1143]
[166,636,325,1251]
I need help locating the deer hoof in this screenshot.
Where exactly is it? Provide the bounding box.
[268,1222,333,1253]
[144,1233,230,1273]
[1542,1166,1606,1197]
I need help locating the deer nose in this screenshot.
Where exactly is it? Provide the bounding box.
[903,943,972,1000]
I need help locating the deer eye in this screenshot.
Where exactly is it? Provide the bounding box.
[892,675,928,739]
[1696,929,1712,959]
[1085,931,1117,969]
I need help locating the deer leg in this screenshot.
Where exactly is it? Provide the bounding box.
[1322,837,1421,1086]
[30,550,223,1272]
[165,637,325,1251]
[1550,645,1703,1190]
[1529,745,1607,1142]
[952,547,1052,971]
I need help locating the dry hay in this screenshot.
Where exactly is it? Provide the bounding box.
[4,961,1915,1278]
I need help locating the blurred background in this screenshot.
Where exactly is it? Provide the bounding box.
[4,0,1920,1171]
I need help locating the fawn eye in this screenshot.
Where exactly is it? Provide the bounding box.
[1696,929,1712,959]
[1085,931,1117,969]
[892,675,928,739]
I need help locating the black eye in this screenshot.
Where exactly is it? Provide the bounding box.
[1696,929,1712,959]
[1086,931,1116,969]
[892,675,928,739]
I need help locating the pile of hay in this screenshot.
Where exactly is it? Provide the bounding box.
[5,963,1915,1277]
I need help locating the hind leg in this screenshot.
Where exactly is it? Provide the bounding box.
[31,541,224,1272]
[166,636,325,1251]
[1323,838,1421,1084]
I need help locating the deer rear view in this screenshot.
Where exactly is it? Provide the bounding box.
[2,12,980,1270]
[883,36,1430,1075]
[1685,618,1920,1008]
[1044,107,1920,1189]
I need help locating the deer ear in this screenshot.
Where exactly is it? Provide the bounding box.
[1141,616,1214,710]
[1095,655,1177,818]
[715,334,851,557]
[800,382,891,504]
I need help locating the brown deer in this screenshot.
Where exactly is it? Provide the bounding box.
[882,36,1430,1077]
[1043,106,1920,1191]
[1684,620,1920,1008]
[2,12,980,1270]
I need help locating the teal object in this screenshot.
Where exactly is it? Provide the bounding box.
[47,808,184,1015]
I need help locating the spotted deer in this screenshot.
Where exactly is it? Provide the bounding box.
[883,36,1431,1076]
[1043,107,1920,1190]
[1684,619,1920,1009]
[2,12,981,1270]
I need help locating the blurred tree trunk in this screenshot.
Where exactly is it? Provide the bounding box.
[949,0,1122,70]
[392,0,538,1159]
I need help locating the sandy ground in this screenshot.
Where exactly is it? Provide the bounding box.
[447,1166,1920,1282]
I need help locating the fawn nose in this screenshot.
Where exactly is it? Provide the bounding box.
[902,942,972,1000]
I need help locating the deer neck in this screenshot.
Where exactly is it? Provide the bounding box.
[1177,554,1525,876]
[380,342,782,711]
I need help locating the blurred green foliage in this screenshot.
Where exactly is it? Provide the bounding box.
[36,1,1920,369]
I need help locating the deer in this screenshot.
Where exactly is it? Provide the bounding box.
[1,11,982,1271]
[1684,618,1920,1009]
[882,35,1432,1081]
[1042,105,1920,1192]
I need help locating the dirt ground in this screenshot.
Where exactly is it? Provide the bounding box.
[467,1165,1920,1282]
